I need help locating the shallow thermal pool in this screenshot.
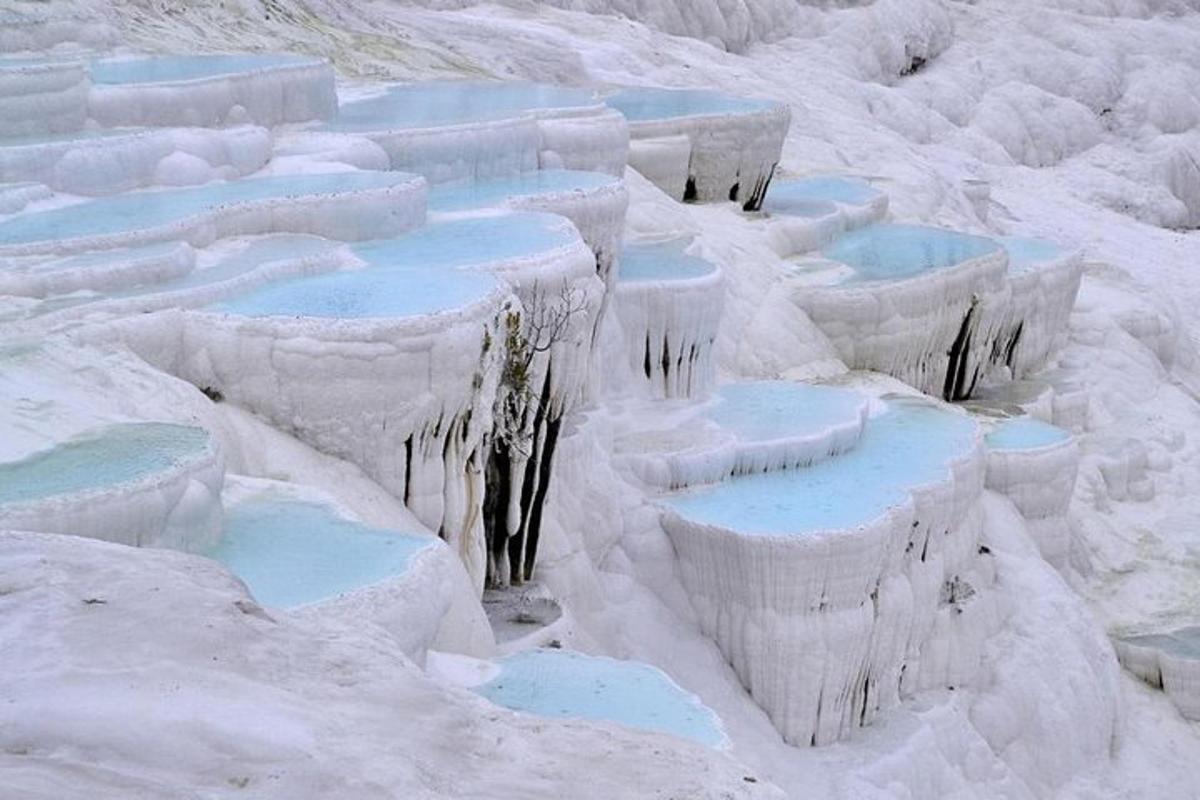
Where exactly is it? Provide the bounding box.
[0,423,210,505]
[213,213,576,319]
[605,86,776,121]
[618,240,716,282]
[427,169,617,213]
[765,176,883,210]
[984,416,1071,451]
[999,236,1066,271]
[10,236,336,320]
[18,240,186,276]
[819,223,1002,283]
[475,648,727,747]
[208,497,433,609]
[89,53,318,84]
[665,398,978,535]
[704,381,867,444]
[0,172,411,248]
[324,81,599,131]
[1122,626,1200,660]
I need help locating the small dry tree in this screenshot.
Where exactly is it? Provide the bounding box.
[485,280,589,587]
[494,280,588,456]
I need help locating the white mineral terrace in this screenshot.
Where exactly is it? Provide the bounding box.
[0,422,224,551]
[431,648,729,748]
[214,478,491,663]
[614,380,870,488]
[0,125,272,196]
[428,168,629,291]
[762,176,890,256]
[0,26,1118,794]
[661,395,994,746]
[606,86,790,210]
[788,222,1080,401]
[1115,626,1200,721]
[311,80,628,183]
[613,239,724,398]
[0,170,428,256]
[983,415,1079,567]
[0,52,336,138]
[88,53,337,128]
[132,211,601,591]
[999,236,1085,378]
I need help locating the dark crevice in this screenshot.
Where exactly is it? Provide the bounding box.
[439,422,457,541]
[900,54,927,76]
[1004,321,1024,369]
[403,434,414,506]
[661,333,672,384]
[511,371,551,582]
[643,334,653,379]
[741,163,777,212]
[943,300,978,401]
[683,176,698,203]
[728,180,740,202]
[483,443,512,586]
[523,414,560,582]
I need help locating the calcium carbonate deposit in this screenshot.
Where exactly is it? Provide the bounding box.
[2,1,1200,798]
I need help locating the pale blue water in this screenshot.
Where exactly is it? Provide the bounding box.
[0,423,210,504]
[10,241,182,275]
[985,417,1070,451]
[605,87,775,121]
[324,81,598,131]
[214,214,573,319]
[619,240,715,282]
[427,169,616,212]
[1124,626,1200,659]
[115,236,332,296]
[89,54,316,85]
[766,177,882,207]
[665,398,977,535]
[208,498,432,609]
[706,381,865,443]
[1000,236,1064,271]
[822,224,1002,283]
[761,196,838,219]
[476,649,727,747]
[0,172,409,247]
[11,237,332,319]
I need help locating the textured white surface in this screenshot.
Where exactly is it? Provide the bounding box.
[985,431,1080,567]
[661,400,993,746]
[0,125,272,196]
[0,529,782,800]
[88,56,337,128]
[791,245,1010,400]
[621,101,790,210]
[1,0,1200,795]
